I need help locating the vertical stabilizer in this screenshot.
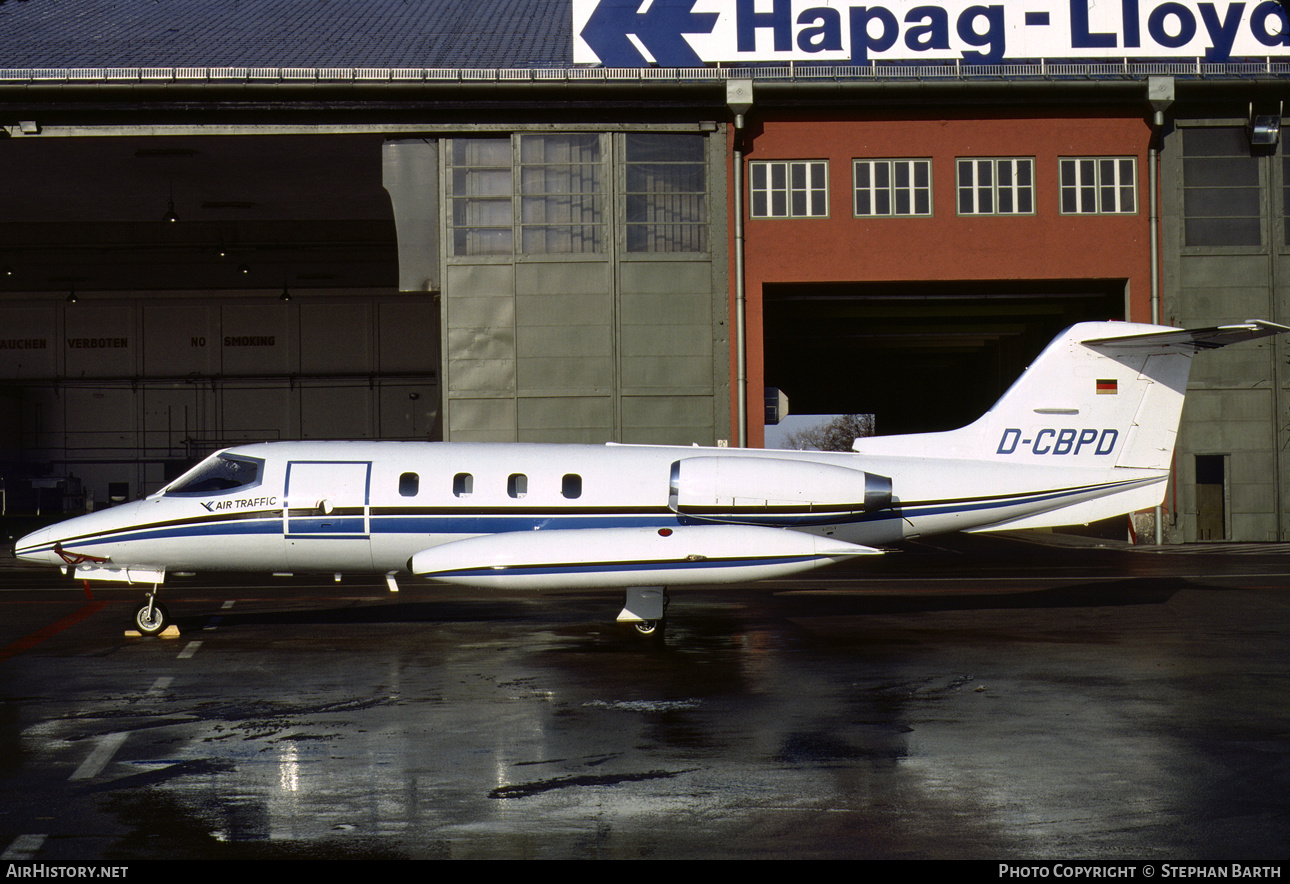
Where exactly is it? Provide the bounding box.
[852,320,1288,471]
[978,321,1189,471]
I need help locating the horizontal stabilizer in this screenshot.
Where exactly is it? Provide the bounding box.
[1084,320,1290,352]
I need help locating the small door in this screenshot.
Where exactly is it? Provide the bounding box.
[284,461,373,571]
[1195,454,1227,541]
[285,461,371,536]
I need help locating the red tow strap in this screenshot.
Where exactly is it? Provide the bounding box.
[53,543,108,600]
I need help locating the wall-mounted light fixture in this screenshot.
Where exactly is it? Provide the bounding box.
[1248,101,1282,152]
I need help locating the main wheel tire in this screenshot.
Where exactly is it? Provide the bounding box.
[633,619,663,636]
[133,601,170,637]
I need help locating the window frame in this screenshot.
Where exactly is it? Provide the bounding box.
[853,158,933,218]
[956,157,1036,216]
[1180,125,1266,251]
[1059,157,1138,215]
[446,136,515,257]
[749,159,830,219]
[622,132,709,254]
[518,133,605,255]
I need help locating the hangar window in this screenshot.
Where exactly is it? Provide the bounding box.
[1183,128,1261,247]
[399,472,419,497]
[750,160,828,218]
[956,158,1034,215]
[624,134,708,252]
[449,138,514,256]
[854,159,932,216]
[519,134,604,254]
[1059,158,1137,214]
[453,472,473,497]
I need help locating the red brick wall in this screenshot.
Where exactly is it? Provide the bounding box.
[728,108,1154,447]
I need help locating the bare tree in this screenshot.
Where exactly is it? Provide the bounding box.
[782,414,875,452]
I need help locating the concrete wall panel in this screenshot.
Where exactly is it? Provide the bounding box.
[143,304,216,376]
[220,303,291,375]
[301,386,371,438]
[378,300,437,373]
[620,394,712,445]
[517,396,612,442]
[378,383,438,439]
[301,302,371,373]
[449,397,516,442]
[220,385,293,441]
[0,305,56,378]
[64,303,134,377]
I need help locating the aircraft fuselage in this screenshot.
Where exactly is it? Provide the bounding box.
[15,439,1162,579]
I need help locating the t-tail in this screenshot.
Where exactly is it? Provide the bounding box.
[851,320,1289,531]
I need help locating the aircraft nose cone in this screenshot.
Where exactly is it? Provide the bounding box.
[14,525,58,566]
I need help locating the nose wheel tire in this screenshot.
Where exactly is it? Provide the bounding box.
[633,618,664,637]
[133,600,170,637]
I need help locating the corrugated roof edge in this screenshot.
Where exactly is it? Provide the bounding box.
[1,61,1288,84]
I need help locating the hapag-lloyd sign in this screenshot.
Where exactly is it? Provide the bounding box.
[573,0,1290,67]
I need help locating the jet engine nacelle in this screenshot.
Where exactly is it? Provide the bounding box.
[669,456,892,526]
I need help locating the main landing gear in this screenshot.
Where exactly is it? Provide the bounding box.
[617,586,669,638]
[132,588,170,637]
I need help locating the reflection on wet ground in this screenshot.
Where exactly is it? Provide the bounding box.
[1,534,1288,859]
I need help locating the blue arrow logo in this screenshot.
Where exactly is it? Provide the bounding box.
[580,0,719,67]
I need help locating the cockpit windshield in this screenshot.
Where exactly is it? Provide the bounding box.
[165,453,263,496]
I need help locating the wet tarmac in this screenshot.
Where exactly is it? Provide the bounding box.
[1,533,1288,860]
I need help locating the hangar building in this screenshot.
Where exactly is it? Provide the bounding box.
[0,0,1287,542]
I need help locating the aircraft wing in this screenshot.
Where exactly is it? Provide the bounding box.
[409,524,881,590]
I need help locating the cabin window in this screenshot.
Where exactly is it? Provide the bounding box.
[399,472,419,497]
[507,473,527,498]
[453,472,473,497]
[165,453,263,496]
[561,473,582,499]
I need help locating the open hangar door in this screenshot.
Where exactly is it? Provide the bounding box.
[763,280,1128,437]
[0,133,437,519]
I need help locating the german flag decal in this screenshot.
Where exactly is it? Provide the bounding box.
[1096,378,1117,394]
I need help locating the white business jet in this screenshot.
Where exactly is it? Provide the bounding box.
[14,319,1288,637]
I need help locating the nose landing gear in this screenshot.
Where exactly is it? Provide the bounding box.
[133,592,170,637]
